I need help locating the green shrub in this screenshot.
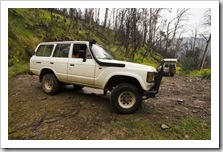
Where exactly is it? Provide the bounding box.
[181,56,197,71]
[178,69,211,79]
[8,62,29,77]
[199,69,211,79]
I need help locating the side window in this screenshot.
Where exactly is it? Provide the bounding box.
[170,63,176,68]
[53,44,70,58]
[72,44,92,59]
[164,63,169,67]
[86,48,92,59]
[36,45,54,57]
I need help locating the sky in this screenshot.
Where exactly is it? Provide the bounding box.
[164,8,210,37]
[98,8,210,38]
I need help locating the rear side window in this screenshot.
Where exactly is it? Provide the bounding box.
[169,64,176,67]
[53,44,70,58]
[36,45,54,57]
[164,63,169,67]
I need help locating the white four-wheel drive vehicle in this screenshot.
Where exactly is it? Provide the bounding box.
[30,40,163,114]
[162,59,177,77]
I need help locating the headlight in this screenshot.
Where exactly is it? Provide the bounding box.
[147,72,155,83]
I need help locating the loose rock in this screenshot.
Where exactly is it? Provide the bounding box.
[41,97,47,100]
[193,100,206,104]
[95,116,100,122]
[184,135,189,139]
[80,101,84,105]
[161,124,169,129]
[177,99,184,103]
[192,109,198,113]
[71,110,79,116]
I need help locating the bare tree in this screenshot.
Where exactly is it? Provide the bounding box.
[199,9,211,70]
[169,8,189,51]
[103,8,109,28]
[95,8,100,25]
[165,18,175,54]
[67,8,73,33]
[203,8,211,26]
[199,34,211,70]
[142,8,148,44]
[147,8,163,45]
[86,8,94,40]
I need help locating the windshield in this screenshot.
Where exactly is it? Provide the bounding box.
[91,44,114,60]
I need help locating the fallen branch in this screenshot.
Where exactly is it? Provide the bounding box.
[31,112,48,131]
[9,110,79,135]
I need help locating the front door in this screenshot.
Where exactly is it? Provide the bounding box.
[68,43,96,86]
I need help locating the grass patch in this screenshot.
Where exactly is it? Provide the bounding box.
[171,118,211,140]
[178,69,211,79]
[8,62,29,78]
[113,117,211,140]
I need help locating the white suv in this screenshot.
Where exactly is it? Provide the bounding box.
[30,40,163,114]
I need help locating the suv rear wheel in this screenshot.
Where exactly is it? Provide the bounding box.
[111,83,142,114]
[42,73,61,95]
[170,72,174,77]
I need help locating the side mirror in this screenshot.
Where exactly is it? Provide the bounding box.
[89,39,97,46]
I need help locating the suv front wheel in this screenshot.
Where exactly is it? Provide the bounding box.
[111,83,142,114]
[42,73,61,95]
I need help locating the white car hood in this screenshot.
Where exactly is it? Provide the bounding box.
[98,59,157,72]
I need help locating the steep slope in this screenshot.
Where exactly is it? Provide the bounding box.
[8,8,162,77]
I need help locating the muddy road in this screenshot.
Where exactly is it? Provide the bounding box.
[8,74,211,140]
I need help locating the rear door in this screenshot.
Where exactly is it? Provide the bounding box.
[49,43,71,82]
[30,44,54,75]
[163,63,169,73]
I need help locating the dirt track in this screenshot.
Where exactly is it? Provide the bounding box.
[8,74,211,140]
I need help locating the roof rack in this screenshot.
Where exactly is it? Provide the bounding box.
[162,58,177,62]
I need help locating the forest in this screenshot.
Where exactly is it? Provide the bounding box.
[8,8,211,78]
[7,8,212,141]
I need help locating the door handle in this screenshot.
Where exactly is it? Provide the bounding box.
[70,64,75,66]
[36,61,41,64]
[50,62,54,64]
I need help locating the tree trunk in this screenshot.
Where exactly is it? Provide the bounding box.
[103,8,109,28]
[143,9,148,44]
[148,8,153,45]
[199,34,211,70]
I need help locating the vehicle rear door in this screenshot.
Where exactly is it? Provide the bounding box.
[30,44,54,74]
[49,43,71,82]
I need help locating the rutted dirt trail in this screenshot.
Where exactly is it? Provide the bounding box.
[8,74,211,140]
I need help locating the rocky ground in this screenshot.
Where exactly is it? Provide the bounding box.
[8,74,211,140]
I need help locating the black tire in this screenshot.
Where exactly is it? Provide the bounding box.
[73,85,84,90]
[42,73,61,95]
[170,72,174,77]
[111,83,142,114]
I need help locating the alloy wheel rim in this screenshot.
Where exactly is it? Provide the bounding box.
[118,91,136,109]
[45,78,53,91]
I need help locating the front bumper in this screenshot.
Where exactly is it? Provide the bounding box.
[144,65,163,98]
